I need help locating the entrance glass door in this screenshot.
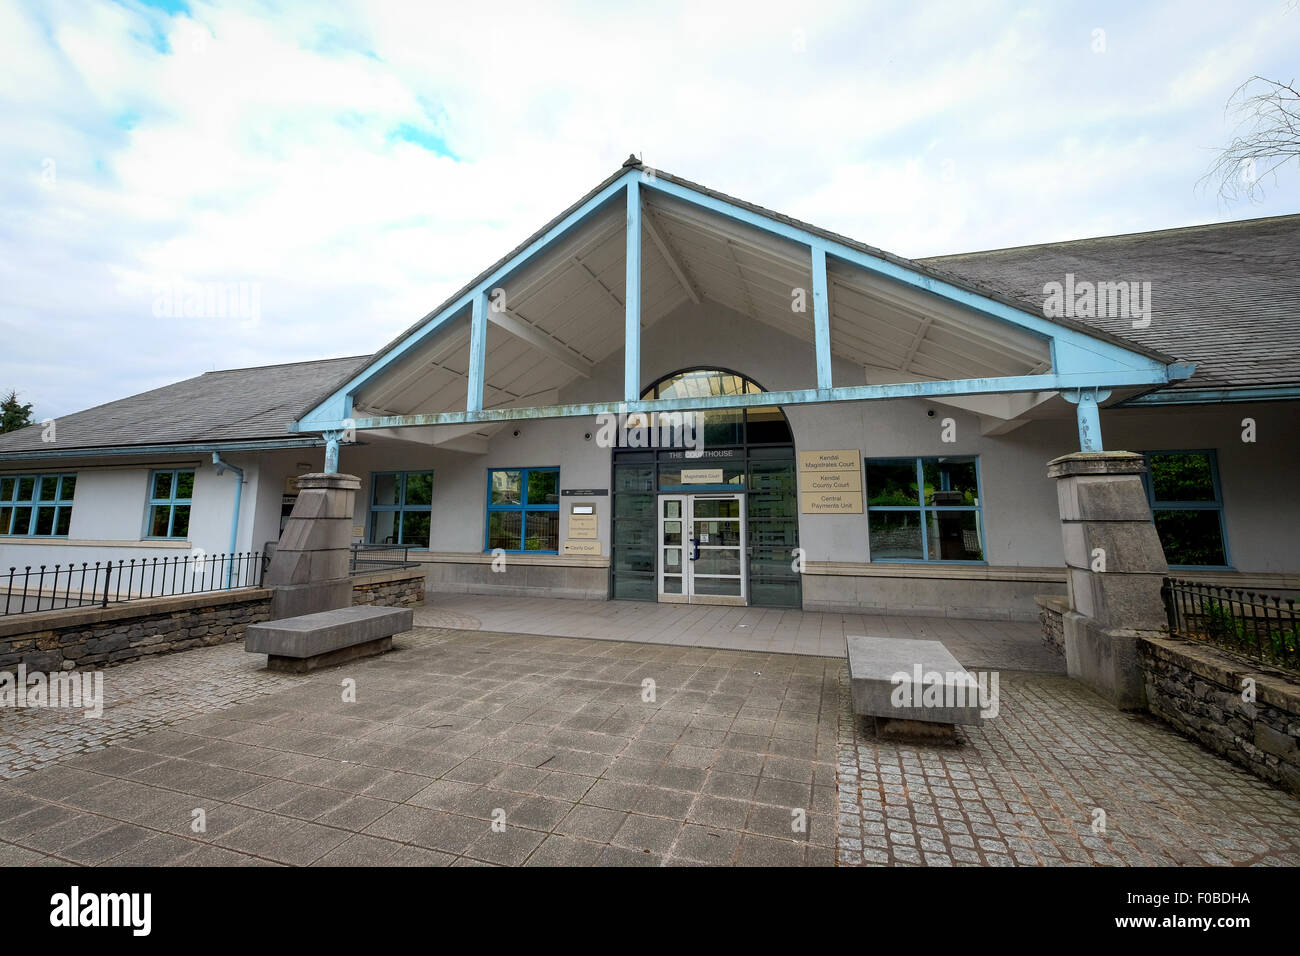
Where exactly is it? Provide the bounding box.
[657,494,747,605]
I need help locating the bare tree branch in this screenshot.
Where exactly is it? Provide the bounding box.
[1199,75,1300,204]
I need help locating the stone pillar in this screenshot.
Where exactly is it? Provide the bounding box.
[1047,451,1169,710]
[265,473,359,620]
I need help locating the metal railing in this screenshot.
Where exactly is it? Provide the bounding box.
[349,542,420,573]
[2,552,264,618]
[1162,577,1299,672]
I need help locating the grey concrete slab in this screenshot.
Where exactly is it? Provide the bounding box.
[246,605,413,658]
[846,635,987,726]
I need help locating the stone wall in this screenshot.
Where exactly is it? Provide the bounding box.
[0,571,427,672]
[0,589,273,672]
[350,568,425,609]
[1140,635,1300,796]
[1036,594,1067,656]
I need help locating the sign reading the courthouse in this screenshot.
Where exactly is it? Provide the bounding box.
[798,450,863,513]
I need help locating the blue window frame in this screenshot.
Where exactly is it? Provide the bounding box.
[0,473,76,537]
[368,472,433,548]
[145,469,194,539]
[485,467,560,553]
[1141,450,1230,569]
[865,457,985,563]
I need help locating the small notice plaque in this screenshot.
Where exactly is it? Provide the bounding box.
[563,540,602,555]
[561,488,608,496]
[681,468,724,484]
[799,491,864,514]
[568,513,598,539]
[797,450,860,472]
[801,470,862,493]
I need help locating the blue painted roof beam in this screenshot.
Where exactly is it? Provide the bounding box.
[332,368,1182,432]
[293,166,1195,436]
[624,177,642,403]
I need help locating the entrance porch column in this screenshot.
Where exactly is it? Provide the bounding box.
[1047,451,1169,709]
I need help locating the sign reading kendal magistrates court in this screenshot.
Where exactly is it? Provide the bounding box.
[798,450,863,513]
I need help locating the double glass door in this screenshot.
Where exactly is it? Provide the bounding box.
[657,494,747,605]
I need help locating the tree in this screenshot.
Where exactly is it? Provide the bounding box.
[0,390,35,434]
[1202,75,1300,203]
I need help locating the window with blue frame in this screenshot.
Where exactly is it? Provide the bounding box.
[865,457,985,562]
[1142,450,1229,568]
[368,472,433,547]
[0,473,76,536]
[145,469,194,539]
[486,468,559,553]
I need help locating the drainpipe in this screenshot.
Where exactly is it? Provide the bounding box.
[211,452,245,588]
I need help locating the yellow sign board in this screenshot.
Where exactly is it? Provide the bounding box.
[568,514,598,539]
[799,491,864,514]
[798,450,863,513]
[562,540,602,556]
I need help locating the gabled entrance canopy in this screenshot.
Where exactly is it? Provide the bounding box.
[292,158,1194,469]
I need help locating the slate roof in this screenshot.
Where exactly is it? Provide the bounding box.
[0,355,370,455]
[923,213,1300,392]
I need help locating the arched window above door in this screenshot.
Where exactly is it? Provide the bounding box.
[640,367,793,446]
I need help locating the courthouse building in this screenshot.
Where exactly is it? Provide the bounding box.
[1,159,1296,619]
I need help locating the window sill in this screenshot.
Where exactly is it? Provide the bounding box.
[0,538,193,549]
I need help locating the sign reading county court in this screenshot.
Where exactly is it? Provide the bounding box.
[798,450,863,513]
[562,540,602,555]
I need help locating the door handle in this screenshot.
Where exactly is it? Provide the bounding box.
[690,537,700,561]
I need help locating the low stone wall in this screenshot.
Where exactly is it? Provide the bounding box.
[802,563,1066,621]
[350,568,425,608]
[1140,635,1300,796]
[1035,594,1068,656]
[0,589,273,672]
[419,553,608,601]
[0,570,427,672]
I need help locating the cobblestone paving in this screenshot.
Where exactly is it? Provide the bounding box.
[0,630,453,779]
[835,670,1300,866]
[1,629,1297,866]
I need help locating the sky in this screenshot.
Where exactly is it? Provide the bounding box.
[2,0,1298,419]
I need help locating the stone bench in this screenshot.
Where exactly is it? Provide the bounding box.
[846,635,989,742]
[245,605,413,673]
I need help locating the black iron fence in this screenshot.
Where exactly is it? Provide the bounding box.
[2,552,264,618]
[1162,577,1299,672]
[349,542,420,573]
